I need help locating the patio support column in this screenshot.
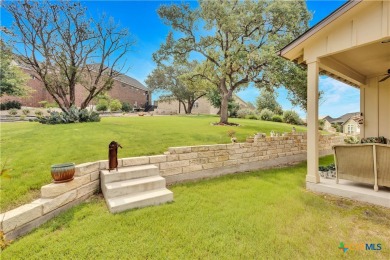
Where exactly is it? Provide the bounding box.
[306,60,320,183]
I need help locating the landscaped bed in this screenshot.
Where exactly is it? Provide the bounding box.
[0,115,307,211]
[2,156,389,259]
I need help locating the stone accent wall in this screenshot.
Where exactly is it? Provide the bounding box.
[118,133,343,184]
[1,162,100,240]
[0,133,344,240]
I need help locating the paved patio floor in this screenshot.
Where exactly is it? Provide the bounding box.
[307,178,390,208]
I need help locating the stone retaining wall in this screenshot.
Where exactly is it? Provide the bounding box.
[1,133,344,240]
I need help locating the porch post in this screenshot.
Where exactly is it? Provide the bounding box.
[306,60,320,183]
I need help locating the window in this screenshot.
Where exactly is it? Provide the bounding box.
[347,124,354,134]
[194,102,199,108]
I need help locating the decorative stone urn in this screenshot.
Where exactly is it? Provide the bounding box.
[51,163,75,183]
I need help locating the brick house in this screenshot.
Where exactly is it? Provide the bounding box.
[0,60,150,109]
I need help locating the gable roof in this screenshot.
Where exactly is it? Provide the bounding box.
[87,63,147,91]
[116,74,147,91]
[12,59,147,91]
[326,112,359,125]
[279,1,361,57]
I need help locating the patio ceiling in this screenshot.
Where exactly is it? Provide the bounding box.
[319,40,390,87]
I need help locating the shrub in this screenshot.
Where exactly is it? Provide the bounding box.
[245,114,258,120]
[236,109,253,119]
[20,115,26,120]
[0,100,22,110]
[22,109,30,115]
[259,109,274,121]
[121,102,132,112]
[344,136,360,144]
[283,110,303,125]
[88,111,101,122]
[35,110,43,117]
[228,101,240,118]
[38,101,58,108]
[227,130,236,138]
[271,115,283,122]
[37,106,100,124]
[38,101,48,108]
[96,99,108,112]
[109,99,122,112]
[8,109,18,116]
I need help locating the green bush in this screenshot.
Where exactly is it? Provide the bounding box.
[34,110,43,117]
[344,136,360,144]
[109,99,122,112]
[8,109,18,116]
[121,102,132,112]
[0,100,22,110]
[283,110,303,125]
[259,109,274,121]
[228,101,240,118]
[245,114,258,120]
[96,99,109,112]
[22,109,30,115]
[271,115,283,122]
[37,106,100,124]
[236,109,253,119]
[38,101,58,108]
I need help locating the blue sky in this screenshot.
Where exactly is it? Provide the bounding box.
[1,0,359,118]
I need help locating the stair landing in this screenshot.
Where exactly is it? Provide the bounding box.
[100,165,173,213]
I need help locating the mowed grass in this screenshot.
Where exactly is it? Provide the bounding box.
[0,115,307,211]
[3,157,390,259]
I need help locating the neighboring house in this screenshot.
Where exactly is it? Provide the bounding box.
[322,112,361,135]
[320,116,334,131]
[0,59,150,109]
[154,94,253,115]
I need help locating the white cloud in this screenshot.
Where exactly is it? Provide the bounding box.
[319,76,360,117]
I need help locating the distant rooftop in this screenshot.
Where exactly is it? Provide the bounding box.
[324,112,360,124]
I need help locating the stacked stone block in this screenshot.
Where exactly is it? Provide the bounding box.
[1,133,344,240]
[1,162,101,240]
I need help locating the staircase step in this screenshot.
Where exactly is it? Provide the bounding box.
[101,165,159,183]
[102,176,166,198]
[107,189,173,213]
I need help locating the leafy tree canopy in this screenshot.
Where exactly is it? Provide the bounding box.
[146,61,210,114]
[256,89,283,115]
[155,0,311,123]
[0,40,30,97]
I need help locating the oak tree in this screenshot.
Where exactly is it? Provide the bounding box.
[146,61,209,114]
[155,0,310,123]
[0,39,30,97]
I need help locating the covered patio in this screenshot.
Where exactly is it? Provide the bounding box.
[280,0,390,207]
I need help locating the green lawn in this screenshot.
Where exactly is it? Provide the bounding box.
[2,156,389,259]
[0,115,307,211]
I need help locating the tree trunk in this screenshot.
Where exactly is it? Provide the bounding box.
[219,78,232,124]
[219,93,230,124]
[179,100,188,114]
[187,98,193,114]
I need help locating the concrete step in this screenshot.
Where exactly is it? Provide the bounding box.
[101,165,159,184]
[102,176,166,198]
[106,188,173,213]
